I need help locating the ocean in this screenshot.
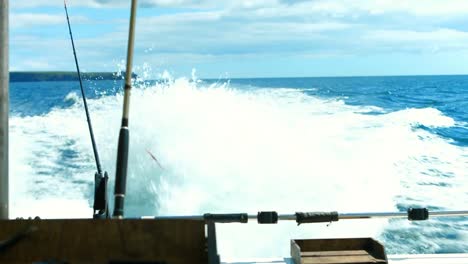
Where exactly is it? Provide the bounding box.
[8,75,468,258]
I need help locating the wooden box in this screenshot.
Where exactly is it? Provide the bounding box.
[291,238,388,264]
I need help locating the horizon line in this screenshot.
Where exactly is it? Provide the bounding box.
[9,71,468,80]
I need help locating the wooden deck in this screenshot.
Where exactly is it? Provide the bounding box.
[0,219,208,264]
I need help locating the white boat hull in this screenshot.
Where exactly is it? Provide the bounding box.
[224,254,468,264]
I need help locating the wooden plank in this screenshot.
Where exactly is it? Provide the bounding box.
[0,219,207,263]
[291,239,303,264]
[301,250,369,256]
[302,255,386,264]
[295,238,369,252]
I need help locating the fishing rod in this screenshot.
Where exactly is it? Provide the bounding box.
[149,207,467,264]
[141,208,468,224]
[113,0,138,219]
[64,0,109,219]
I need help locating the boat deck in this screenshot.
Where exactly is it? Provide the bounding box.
[224,254,468,264]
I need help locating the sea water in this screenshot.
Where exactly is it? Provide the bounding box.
[8,75,468,258]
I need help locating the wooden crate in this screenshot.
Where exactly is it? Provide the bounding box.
[0,219,208,264]
[291,238,388,264]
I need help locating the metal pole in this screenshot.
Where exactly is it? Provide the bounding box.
[0,0,9,219]
[141,210,468,221]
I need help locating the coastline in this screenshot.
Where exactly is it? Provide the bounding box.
[10,71,137,82]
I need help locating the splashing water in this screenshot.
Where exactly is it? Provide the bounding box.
[9,76,468,258]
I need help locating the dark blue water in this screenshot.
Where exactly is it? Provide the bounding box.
[10,79,122,117]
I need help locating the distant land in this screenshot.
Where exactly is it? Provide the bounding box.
[10,71,137,82]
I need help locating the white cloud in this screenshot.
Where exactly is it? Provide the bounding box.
[277,0,468,17]
[131,9,355,56]
[362,28,468,52]
[11,13,63,28]
[359,0,468,16]
[10,13,88,28]
[365,28,468,43]
[11,0,207,8]
[22,59,52,70]
[9,0,468,74]
[10,0,468,17]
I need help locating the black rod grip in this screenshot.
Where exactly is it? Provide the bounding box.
[113,127,129,218]
[408,208,429,221]
[295,211,339,225]
[204,213,248,223]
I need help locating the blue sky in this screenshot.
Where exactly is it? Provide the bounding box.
[9,0,468,78]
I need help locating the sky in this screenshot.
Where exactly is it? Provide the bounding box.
[8,0,468,78]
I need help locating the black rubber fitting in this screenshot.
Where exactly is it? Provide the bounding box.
[257,211,278,224]
[408,208,429,221]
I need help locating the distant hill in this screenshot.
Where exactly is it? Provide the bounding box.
[10,71,138,82]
